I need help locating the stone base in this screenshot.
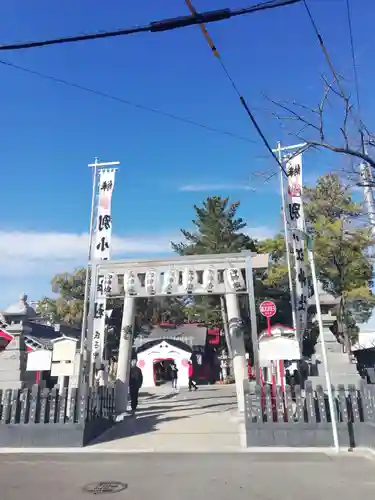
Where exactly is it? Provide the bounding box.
[0,419,114,447]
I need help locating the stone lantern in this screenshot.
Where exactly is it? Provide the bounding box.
[308,284,360,389]
[0,293,36,390]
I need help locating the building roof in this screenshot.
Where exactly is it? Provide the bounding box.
[25,320,80,350]
[3,293,36,317]
[137,337,193,354]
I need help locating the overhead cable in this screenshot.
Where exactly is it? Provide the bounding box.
[0,0,301,51]
[345,0,365,154]
[303,0,355,115]
[184,0,289,176]
[345,0,361,115]
[0,59,255,144]
[303,0,365,152]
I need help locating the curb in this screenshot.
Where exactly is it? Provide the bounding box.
[0,446,357,455]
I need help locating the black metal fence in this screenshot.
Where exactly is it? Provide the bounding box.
[0,385,116,447]
[244,381,375,448]
[0,385,115,425]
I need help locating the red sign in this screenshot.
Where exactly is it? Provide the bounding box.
[259,301,276,318]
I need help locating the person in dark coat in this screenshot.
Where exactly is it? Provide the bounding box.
[170,362,178,391]
[129,359,143,414]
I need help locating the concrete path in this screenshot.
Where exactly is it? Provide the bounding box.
[0,452,374,500]
[90,384,243,451]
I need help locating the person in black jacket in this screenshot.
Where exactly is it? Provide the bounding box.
[129,359,143,414]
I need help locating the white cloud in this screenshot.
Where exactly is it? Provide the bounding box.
[0,231,173,278]
[246,226,276,240]
[0,227,275,306]
[179,184,256,192]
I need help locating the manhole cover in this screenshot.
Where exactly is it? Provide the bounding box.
[83,481,128,494]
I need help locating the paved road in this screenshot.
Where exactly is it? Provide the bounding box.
[90,385,242,451]
[0,452,374,500]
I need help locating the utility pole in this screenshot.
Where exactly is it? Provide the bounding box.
[359,162,375,237]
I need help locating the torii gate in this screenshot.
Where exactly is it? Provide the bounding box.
[87,251,269,413]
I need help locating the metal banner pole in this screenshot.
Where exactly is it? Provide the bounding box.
[306,235,339,452]
[276,142,297,332]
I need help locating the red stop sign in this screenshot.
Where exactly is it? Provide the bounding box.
[259,300,276,318]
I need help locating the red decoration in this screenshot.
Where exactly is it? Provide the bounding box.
[137,360,145,368]
[181,359,189,367]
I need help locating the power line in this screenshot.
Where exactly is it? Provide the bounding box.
[345,0,366,156]
[0,0,301,51]
[303,0,348,101]
[303,0,365,151]
[0,59,256,144]
[345,0,361,115]
[184,0,288,176]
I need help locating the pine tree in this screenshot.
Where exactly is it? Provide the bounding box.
[171,196,258,327]
[171,196,257,255]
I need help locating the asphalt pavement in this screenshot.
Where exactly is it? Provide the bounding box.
[0,452,374,500]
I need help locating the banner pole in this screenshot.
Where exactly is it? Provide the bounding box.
[277,142,297,333]
[80,157,99,360]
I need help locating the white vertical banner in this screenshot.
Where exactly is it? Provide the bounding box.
[93,169,115,261]
[91,169,116,366]
[285,154,308,344]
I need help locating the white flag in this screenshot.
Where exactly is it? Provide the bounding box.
[91,169,116,366]
[285,154,308,343]
[93,169,115,260]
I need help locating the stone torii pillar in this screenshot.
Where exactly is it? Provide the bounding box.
[115,296,136,414]
[225,293,247,412]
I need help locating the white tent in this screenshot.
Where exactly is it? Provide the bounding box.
[258,323,300,386]
[137,339,192,388]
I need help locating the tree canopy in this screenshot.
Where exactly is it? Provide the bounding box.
[260,173,375,343]
[37,268,86,327]
[171,196,257,255]
[171,196,259,327]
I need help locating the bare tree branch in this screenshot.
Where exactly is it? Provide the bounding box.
[267,74,375,172]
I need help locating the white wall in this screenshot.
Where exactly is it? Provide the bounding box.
[137,341,191,388]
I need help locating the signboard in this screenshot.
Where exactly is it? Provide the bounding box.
[26,350,52,372]
[259,301,276,318]
[259,336,300,364]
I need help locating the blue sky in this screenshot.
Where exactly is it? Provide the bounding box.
[0,0,373,307]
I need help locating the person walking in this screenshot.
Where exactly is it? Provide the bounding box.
[188,360,198,391]
[129,359,143,414]
[95,364,107,394]
[170,362,178,391]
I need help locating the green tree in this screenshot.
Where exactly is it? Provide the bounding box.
[171,196,259,328]
[37,268,86,327]
[259,174,375,346]
[305,174,375,347]
[258,233,290,291]
[171,196,258,255]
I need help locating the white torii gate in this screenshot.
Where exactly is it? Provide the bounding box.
[89,251,269,413]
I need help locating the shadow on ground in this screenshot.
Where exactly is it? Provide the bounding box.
[137,401,237,416]
[90,388,238,446]
[91,412,188,444]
